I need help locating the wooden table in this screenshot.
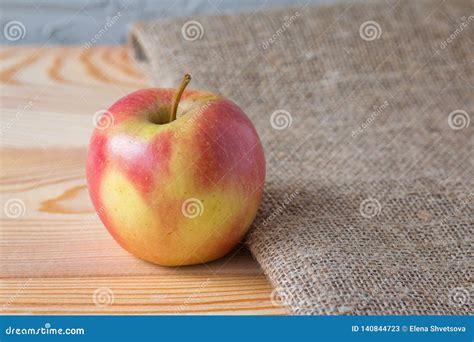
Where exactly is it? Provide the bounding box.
[0,46,285,315]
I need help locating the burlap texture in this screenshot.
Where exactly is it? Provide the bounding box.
[128,0,473,315]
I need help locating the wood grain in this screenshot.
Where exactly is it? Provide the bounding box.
[0,46,286,315]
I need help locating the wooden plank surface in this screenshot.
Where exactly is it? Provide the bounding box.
[0,46,286,315]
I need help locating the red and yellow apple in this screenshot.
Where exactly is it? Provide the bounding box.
[86,75,265,266]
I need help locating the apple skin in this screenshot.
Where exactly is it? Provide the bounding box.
[86,88,265,266]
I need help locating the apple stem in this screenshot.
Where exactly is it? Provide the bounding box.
[170,74,192,122]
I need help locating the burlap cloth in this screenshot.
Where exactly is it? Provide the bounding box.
[128,0,473,315]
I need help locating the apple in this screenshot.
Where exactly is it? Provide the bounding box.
[86,75,265,266]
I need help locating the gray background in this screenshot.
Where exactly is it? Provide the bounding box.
[0,0,350,45]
